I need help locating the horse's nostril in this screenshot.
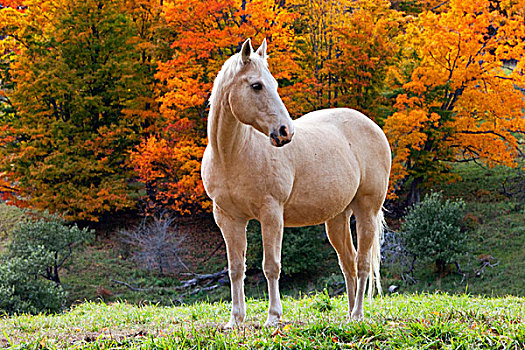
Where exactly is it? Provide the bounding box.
[279,125,288,137]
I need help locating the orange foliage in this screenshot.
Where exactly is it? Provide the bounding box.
[131,136,211,215]
[384,0,525,198]
[290,0,401,117]
[2,0,525,218]
[157,0,298,117]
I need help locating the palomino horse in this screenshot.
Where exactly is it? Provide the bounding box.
[201,39,391,328]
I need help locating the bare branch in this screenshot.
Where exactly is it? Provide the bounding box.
[431,0,449,11]
[457,129,508,140]
[475,256,499,278]
[119,212,187,275]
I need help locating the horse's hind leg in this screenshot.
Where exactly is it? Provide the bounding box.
[325,210,358,316]
[351,196,384,320]
[213,205,248,328]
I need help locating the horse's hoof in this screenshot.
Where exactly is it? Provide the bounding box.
[224,321,237,329]
[263,315,281,327]
[224,317,243,329]
[350,311,364,321]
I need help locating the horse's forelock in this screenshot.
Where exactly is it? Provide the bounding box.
[209,52,268,109]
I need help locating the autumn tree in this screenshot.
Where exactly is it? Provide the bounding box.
[324,0,402,118]
[0,0,157,220]
[132,0,406,215]
[290,0,401,118]
[384,0,525,202]
[120,0,171,132]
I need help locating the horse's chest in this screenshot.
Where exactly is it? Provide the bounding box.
[207,175,269,216]
[202,154,292,217]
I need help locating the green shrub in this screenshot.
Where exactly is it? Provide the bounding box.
[8,214,94,284]
[246,221,328,276]
[0,249,66,315]
[401,192,468,273]
[0,214,93,314]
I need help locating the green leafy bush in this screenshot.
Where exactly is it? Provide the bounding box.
[0,214,93,314]
[8,214,94,284]
[246,221,328,276]
[401,192,468,272]
[0,249,66,315]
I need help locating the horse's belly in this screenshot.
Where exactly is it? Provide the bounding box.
[283,170,359,226]
[283,205,343,227]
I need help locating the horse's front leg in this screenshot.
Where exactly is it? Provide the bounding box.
[260,206,285,327]
[213,205,248,328]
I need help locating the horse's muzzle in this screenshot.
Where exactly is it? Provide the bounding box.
[270,125,293,147]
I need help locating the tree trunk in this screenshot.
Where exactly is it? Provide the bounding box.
[53,251,61,285]
[406,177,422,208]
[436,258,447,273]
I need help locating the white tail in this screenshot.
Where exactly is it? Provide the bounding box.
[368,209,385,300]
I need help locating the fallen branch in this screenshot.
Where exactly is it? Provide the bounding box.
[177,268,229,290]
[475,256,500,278]
[190,285,221,295]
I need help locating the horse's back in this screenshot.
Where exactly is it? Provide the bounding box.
[296,108,390,177]
[294,107,389,159]
[296,108,387,145]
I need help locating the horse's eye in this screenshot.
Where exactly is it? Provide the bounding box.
[251,83,263,91]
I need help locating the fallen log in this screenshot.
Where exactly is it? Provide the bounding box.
[177,268,229,290]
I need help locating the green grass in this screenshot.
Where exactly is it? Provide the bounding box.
[0,203,28,252]
[1,293,524,349]
[0,163,523,348]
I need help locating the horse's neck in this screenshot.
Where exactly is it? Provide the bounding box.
[208,100,249,163]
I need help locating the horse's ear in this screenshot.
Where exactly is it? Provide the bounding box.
[255,38,267,59]
[240,38,252,64]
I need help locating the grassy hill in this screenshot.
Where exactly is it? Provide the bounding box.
[414,163,524,296]
[370,163,524,298]
[1,293,524,349]
[0,163,523,349]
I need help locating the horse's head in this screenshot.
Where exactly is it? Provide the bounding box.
[222,39,294,147]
